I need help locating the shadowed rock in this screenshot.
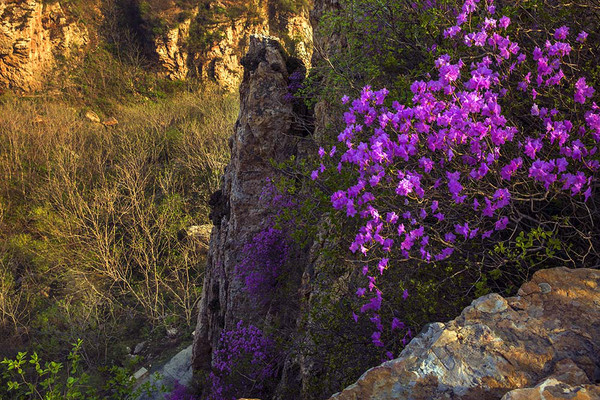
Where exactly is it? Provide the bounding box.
[192,35,306,377]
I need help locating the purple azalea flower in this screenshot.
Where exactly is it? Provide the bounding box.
[575,77,595,104]
[499,16,511,29]
[554,26,569,40]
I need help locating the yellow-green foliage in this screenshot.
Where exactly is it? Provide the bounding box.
[0,87,238,363]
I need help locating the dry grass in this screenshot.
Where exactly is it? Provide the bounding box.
[0,87,238,362]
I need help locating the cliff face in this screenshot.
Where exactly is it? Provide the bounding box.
[0,0,311,93]
[147,0,312,90]
[329,267,600,400]
[191,33,308,377]
[0,0,88,92]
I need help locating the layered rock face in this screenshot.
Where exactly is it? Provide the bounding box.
[329,267,600,400]
[0,0,311,93]
[191,34,307,374]
[147,0,313,90]
[0,0,87,92]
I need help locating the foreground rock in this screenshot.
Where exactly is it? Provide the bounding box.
[330,267,600,400]
[137,344,194,400]
[500,359,600,400]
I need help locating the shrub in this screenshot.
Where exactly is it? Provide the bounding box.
[0,339,161,400]
[312,0,600,352]
[208,321,277,400]
[0,87,237,366]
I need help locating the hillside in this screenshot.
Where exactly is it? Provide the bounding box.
[0,0,311,93]
[1,0,600,399]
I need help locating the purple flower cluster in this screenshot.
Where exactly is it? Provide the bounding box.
[314,0,598,349]
[165,381,198,400]
[284,71,306,102]
[235,226,290,306]
[209,321,276,400]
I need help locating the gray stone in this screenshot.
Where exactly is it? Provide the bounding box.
[134,341,146,355]
[133,367,149,381]
[166,327,178,338]
[137,345,194,400]
[538,282,552,293]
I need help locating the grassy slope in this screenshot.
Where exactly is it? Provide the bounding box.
[0,67,237,374]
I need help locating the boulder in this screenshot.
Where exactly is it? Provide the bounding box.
[329,267,600,400]
[501,359,600,400]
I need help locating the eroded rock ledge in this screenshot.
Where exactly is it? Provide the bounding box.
[330,267,600,400]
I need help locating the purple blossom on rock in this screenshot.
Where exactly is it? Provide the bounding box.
[235,227,290,306]
[209,321,276,400]
[165,382,198,400]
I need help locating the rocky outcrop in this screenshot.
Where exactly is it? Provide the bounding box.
[0,0,87,92]
[188,0,345,397]
[147,0,313,90]
[329,267,600,400]
[0,0,311,93]
[191,34,307,374]
[501,359,600,400]
[149,7,199,81]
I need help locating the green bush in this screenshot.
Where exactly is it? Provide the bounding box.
[0,339,164,400]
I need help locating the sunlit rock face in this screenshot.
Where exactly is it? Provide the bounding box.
[145,0,313,91]
[0,0,312,93]
[329,267,600,400]
[0,0,88,92]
